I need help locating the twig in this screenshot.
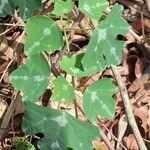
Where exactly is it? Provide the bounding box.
[111,65,148,150]
[145,0,150,12]
[116,0,150,18]
[0,20,22,37]
[101,124,127,150]
[0,92,20,140]
[100,131,115,150]
[55,11,85,63]
[0,59,14,83]
[129,29,142,43]
[0,22,25,27]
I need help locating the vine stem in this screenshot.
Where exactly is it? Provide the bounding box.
[111,65,148,150]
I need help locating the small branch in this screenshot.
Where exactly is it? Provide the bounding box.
[100,131,115,150]
[129,29,142,43]
[111,65,148,150]
[145,0,150,12]
[0,92,21,140]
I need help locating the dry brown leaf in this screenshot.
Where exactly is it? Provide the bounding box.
[125,32,136,44]
[123,134,139,150]
[0,100,7,118]
[94,141,109,150]
[117,114,128,149]
[131,18,150,34]
[128,78,140,93]
[134,106,149,132]
[147,109,150,128]
[134,57,143,79]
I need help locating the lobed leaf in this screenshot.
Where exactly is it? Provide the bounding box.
[83,78,117,123]
[79,0,108,21]
[0,0,15,17]
[82,4,129,73]
[9,54,50,102]
[16,0,42,20]
[52,0,73,16]
[59,54,101,77]
[0,0,42,20]
[51,76,75,103]
[22,102,99,150]
[24,16,63,56]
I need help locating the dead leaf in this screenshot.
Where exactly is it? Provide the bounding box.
[147,110,150,128]
[134,106,149,132]
[128,78,140,93]
[0,99,7,118]
[117,114,128,149]
[134,57,143,79]
[123,134,139,150]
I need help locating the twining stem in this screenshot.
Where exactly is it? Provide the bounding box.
[111,65,148,150]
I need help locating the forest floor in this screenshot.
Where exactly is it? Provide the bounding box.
[0,0,150,149]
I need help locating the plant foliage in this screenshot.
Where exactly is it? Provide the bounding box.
[52,0,73,16]
[83,78,117,123]
[0,0,42,20]
[6,1,129,149]
[9,54,50,102]
[79,0,108,21]
[22,102,99,150]
[51,76,75,103]
[24,16,63,56]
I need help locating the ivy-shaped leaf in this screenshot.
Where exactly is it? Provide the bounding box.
[83,78,117,123]
[24,16,63,56]
[0,0,42,20]
[51,76,75,103]
[59,54,103,77]
[22,102,99,150]
[16,0,42,20]
[0,0,15,17]
[82,4,129,72]
[79,0,108,21]
[9,54,50,102]
[52,0,73,16]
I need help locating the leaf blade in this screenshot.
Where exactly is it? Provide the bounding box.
[24,16,63,56]
[83,78,117,123]
[82,4,129,72]
[22,102,99,150]
[9,54,50,102]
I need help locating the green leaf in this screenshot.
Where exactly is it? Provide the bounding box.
[24,16,63,56]
[82,4,129,72]
[51,76,75,103]
[0,0,42,20]
[79,0,108,21]
[22,102,99,150]
[59,54,102,77]
[0,0,15,17]
[83,78,117,123]
[16,0,42,20]
[9,54,50,102]
[52,0,73,16]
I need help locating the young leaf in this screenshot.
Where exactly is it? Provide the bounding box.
[79,0,108,21]
[83,78,117,123]
[59,54,104,77]
[52,0,73,16]
[51,76,75,103]
[24,16,63,56]
[82,4,129,72]
[16,0,42,20]
[0,0,15,17]
[22,102,99,150]
[9,54,50,102]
